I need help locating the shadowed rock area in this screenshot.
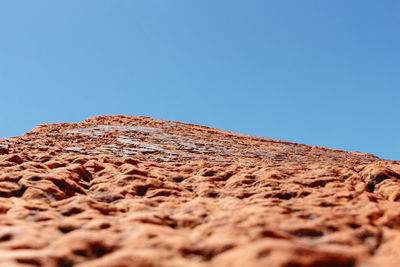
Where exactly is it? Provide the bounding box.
[0,115,399,266]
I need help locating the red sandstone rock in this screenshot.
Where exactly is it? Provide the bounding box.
[0,115,399,266]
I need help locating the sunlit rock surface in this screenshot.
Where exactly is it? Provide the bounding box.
[0,115,399,266]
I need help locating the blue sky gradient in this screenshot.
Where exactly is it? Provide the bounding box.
[1,1,399,160]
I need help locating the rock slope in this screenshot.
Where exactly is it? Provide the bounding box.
[0,115,399,267]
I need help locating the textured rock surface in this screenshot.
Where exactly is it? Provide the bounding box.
[0,115,399,266]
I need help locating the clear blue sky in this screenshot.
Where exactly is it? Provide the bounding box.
[1,1,399,160]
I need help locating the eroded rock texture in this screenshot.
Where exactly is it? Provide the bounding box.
[0,115,399,267]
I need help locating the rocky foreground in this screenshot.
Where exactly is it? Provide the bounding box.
[0,115,399,267]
